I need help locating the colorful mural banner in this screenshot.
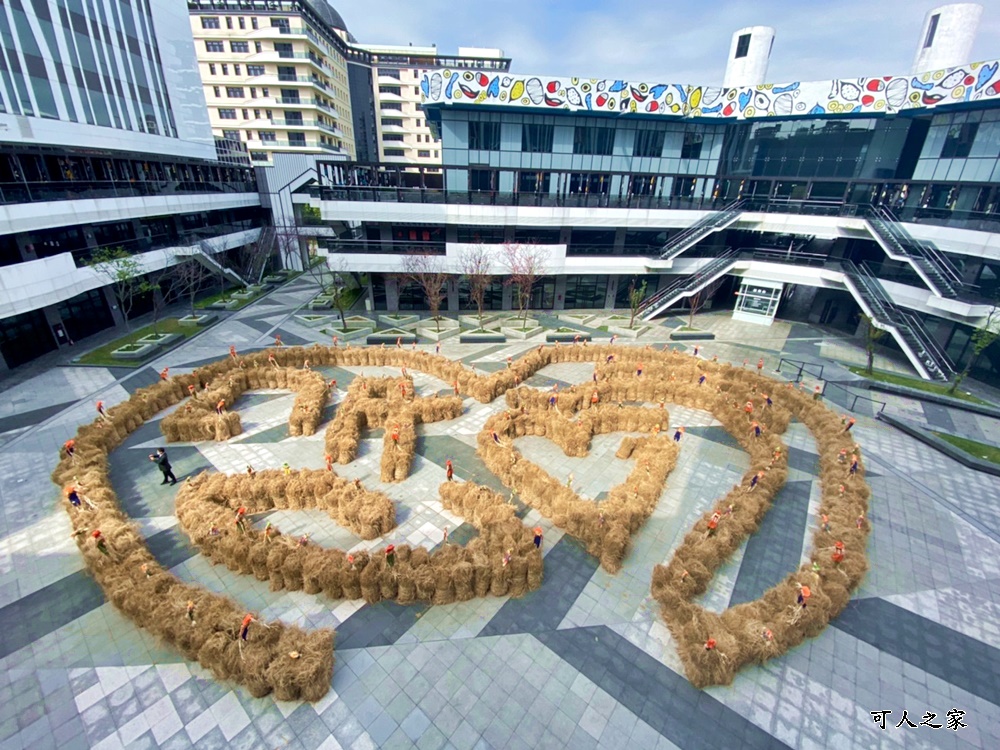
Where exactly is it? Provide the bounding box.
[420,60,1000,119]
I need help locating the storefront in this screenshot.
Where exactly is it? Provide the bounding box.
[733,278,784,326]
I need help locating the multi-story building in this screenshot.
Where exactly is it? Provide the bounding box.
[354,44,509,167]
[187,0,357,164]
[287,6,1000,388]
[0,0,262,371]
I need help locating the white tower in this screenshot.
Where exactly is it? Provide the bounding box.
[912,3,982,73]
[723,26,776,87]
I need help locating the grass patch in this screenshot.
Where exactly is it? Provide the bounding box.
[932,432,1000,465]
[848,367,992,405]
[77,319,200,366]
[555,327,581,333]
[322,286,362,310]
[597,325,609,332]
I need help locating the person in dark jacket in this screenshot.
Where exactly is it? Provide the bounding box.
[150,448,176,485]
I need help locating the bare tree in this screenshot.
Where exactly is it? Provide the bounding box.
[501,243,548,325]
[460,245,493,328]
[170,256,212,316]
[329,255,353,329]
[87,247,152,332]
[402,253,449,332]
[627,278,648,330]
[274,223,306,271]
[687,278,723,329]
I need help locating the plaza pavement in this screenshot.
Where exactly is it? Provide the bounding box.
[0,276,998,750]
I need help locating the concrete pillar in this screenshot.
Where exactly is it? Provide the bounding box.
[446,277,460,312]
[102,286,126,327]
[613,228,626,255]
[385,277,400,312]
[41,306,72,348]
[604,276,620,309]
[723,26,775,87]
[502,283,513,310]
[912,4,982,73]
[553,276,567,311]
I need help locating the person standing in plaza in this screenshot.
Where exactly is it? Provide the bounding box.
[149,448,176,485]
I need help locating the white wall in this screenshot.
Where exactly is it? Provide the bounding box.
[0,192,260,237]
[0,228,260,320]
[723,27,775,87]
[912,4,983,73]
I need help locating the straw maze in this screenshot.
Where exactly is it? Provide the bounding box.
[52,343,870,699]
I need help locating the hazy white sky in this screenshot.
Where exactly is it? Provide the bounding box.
[331,0,1000,83]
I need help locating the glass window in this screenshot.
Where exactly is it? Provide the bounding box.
[218,108,237,119]
[629,175,657,195]
[222,130,240,141]
[633,130,665,158]
[251,17,258,29]
[201,17,220,29]
[275,42,294,58]
[212,86,221,97]
[255,42,263,53]
[288,133,306,146]
[522,124,554,153]
[383,133,404,142]
[205,41,224,53]
[384,148,405,156]
[234,64,241,75]
[259,131,276,142]
[225,17,233,29]
[563,275,609,309]
[941,122,979,159]
[518,171,550,193]
[735,33,751,59]
[418,150,431,158]
[221,64,228,75]
[924,14,939,48]
[230,41,249,53]
[226,87,244,98]
[209,64,217,75]
[469,169,496,191]
[381,118,403,127]
[573,126,615,155]
[379,85,401,95]
[469,121,501,150]
[569,173,610,194]
[681,131,704,159]
[238,17,245,29]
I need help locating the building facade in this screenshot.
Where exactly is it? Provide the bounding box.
[289,56,1000,387]
[0,0,263,371]
[187,0,357,164]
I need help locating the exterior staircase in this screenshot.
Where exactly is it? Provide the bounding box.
[865,205,962,299]
[638,249,740,320]
[840,260,955,381]
[657,200,745,260]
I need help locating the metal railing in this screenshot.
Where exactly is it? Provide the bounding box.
[822,381,887,415]
[0,179,258,205]
[775,358,825,381]
[637,248,739,319]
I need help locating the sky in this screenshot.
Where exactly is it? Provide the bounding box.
[331,0,1000,83]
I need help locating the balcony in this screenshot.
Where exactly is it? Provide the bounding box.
[0,177,259,205]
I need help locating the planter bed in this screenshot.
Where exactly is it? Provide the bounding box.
[859,379,1000,419]
[205,299,241,311]
[110,342,160,361]
[308,298,333,310]
[557,313,597,325]
[459,314,498,328]
[262,274,286,284]
[378,313,420,329]
[501,325,544,340]
[320,326,374,343]
[296,314,332,328]
[670,330,716,341]
[877,412,1000,477]
[138,332,181,348]
[178,314,218,327]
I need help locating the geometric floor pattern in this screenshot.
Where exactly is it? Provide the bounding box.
[0,278,998,749]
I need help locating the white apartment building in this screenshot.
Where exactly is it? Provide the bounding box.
[187,0,357,164]
[356,44,509,167]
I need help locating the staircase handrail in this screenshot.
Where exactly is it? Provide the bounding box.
[657,199,744,259]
